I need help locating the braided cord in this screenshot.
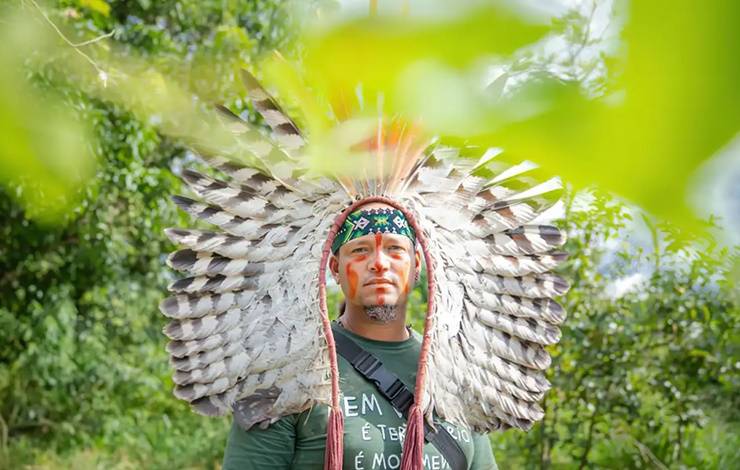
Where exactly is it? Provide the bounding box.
[318,196,435,470]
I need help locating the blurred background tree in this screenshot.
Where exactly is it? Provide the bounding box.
[0,0,737,469]
[0,0,301,467]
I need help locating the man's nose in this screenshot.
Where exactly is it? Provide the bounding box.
[370,250,390,272]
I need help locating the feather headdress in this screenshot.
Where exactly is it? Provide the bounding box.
[160,69,569,469]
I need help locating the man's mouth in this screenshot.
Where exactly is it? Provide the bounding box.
[365,278,394,286]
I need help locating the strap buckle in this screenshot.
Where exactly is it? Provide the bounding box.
[355,351,414,413]
[354,351,381,376]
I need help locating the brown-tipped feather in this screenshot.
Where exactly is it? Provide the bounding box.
[241,70,305,150]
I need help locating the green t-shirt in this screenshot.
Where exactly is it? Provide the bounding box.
[223,323,498,469]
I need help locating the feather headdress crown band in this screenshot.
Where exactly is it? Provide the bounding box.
[160,69,569,470]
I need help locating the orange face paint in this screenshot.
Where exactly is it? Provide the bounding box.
[398,261,410,295]
[345,254,366,300]
[346,264,359,299]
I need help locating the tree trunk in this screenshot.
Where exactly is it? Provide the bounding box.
[578,404,599,470]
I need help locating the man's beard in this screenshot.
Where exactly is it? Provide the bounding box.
[363,304,398,323]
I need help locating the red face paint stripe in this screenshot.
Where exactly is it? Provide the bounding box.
[373,233,384,272]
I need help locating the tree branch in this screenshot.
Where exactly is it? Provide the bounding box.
[25,0,111,84]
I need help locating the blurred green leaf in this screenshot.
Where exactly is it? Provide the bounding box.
[0,14,95,223]
[301,4,548,99]
[472,1,740,234]
[79,0,110,17]
[263,1,740,235]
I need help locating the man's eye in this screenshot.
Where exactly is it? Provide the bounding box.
[351,247,367,254]
[389,245,404,251]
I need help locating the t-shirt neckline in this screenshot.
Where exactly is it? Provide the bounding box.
[332,320,418,349]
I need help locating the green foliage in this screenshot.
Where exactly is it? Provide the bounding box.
[0,95,231,467]
[492,191,739,468]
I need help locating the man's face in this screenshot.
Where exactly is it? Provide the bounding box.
[332,231,417,311]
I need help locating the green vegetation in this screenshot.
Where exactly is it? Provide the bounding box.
[0,1,737,469]
[495,192,738,468]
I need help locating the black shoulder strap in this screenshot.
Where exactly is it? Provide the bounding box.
[332,325,468,470]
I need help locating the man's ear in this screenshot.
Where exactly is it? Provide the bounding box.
[329,254,340,281]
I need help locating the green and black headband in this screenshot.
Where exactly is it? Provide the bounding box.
[331,207,416,254]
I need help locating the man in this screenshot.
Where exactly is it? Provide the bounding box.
[222,202,498,469]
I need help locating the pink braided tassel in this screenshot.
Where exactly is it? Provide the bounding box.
[400,405,425,470]
[324,407,345,470]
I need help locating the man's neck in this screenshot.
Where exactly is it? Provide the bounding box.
[340,304,409,342]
